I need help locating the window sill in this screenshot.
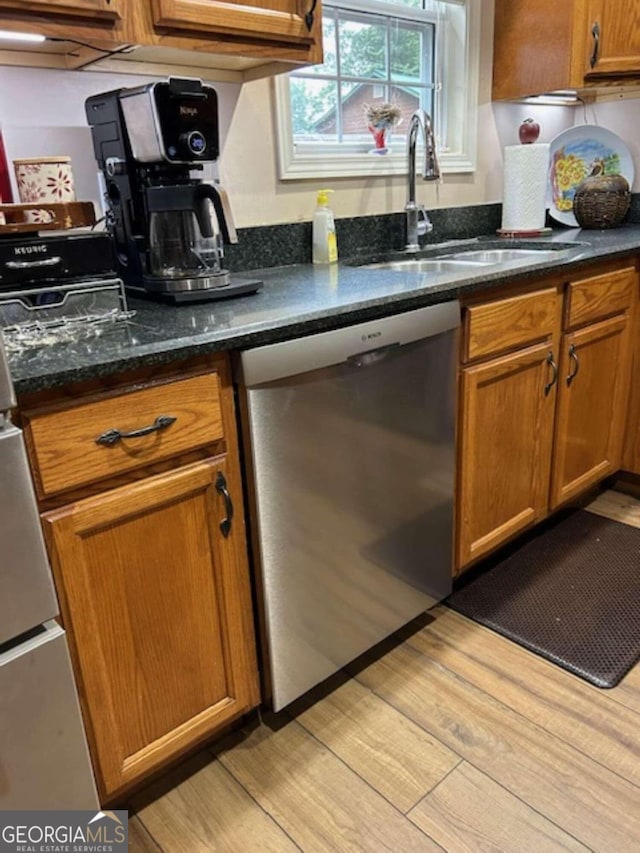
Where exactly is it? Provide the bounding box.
[277,151,475,180]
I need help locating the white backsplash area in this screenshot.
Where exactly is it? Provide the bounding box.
[1,63,640,226]
[494,97,640,192]
[0,66,241,216]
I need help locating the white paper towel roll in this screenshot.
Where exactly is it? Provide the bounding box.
[501,143,550,232]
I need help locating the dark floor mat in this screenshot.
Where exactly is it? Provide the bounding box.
[445,509,640,688]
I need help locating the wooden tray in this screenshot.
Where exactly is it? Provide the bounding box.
[0,201,96,234]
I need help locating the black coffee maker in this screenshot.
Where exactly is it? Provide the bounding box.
[85,77,261,303]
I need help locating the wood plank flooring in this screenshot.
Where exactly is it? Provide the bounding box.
[130,490,640,852]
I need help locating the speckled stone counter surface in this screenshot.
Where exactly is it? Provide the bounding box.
[9,225,640,395]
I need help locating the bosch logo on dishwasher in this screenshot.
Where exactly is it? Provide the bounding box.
[361,331,382,342]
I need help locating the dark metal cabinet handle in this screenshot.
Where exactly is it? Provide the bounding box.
[95,414,177,446]
[566,345,580,386]
[544,351,558,396]
[590,21,600,68]
[305,0,318,30]
[215,471,234,538]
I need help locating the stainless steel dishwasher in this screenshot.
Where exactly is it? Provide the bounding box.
[235,301,459,711]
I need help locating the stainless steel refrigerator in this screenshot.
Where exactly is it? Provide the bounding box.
[0,334,99,809]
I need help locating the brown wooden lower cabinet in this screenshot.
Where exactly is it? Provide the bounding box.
[456,260,638,575]
[457,341,558,569]
[42,456,259,799]
[550,314,632,508]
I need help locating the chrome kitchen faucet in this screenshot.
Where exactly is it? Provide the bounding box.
[405,109,440,253]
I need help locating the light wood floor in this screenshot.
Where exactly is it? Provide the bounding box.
[128,490,640,852]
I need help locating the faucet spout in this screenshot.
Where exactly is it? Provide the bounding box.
[405,109,440,253]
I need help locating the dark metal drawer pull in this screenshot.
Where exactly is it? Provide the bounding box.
[566,344,580,386]
[215,471,234,538]
[95,414,177,446]
[544,351,558,396]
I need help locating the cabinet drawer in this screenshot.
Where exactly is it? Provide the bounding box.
[24,373,223,497]
[565,267,636,329]
[464,288,558,362]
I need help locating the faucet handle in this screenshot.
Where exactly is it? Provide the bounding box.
[416,204,434,237]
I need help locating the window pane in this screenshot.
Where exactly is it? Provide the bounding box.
[287,3,444,155]
[338,12,388,79]
[277,0,475,178]
[340,81,370,141]
[388,83,421,136]
[390,22,431,82]
[305,14,338,75]
[290,78,339,141]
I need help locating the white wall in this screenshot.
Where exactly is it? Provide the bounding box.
[220,3,505,226]
[1,7,639,228]
[0,65,241,217]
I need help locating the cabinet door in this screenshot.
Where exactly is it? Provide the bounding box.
[457,341,558,570]
[150,0,319,45]
[584,0,640,75]
[0,0,122,22]
[43,458,259,798]
[492,0,581,100]
[550,313,632,508]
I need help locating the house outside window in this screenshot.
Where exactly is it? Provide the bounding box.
[274,0,479,180]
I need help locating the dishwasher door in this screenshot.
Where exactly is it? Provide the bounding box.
[237,302,459,710]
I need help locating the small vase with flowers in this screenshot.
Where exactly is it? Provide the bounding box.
[364,102,401,155]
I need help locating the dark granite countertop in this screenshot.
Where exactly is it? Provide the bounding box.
[9,225,640,395]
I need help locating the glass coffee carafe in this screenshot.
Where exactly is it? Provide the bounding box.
[148,205,222,281]
[146,183,237,289]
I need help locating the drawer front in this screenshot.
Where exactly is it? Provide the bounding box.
[464,288,558,362]
[566,267,636,329]
[26,373,223,496]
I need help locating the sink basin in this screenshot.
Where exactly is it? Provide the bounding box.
[442,248,569,263]
[361,258,493,273]
[354,241,584,273]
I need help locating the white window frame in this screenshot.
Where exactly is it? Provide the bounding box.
[274,0,480,180]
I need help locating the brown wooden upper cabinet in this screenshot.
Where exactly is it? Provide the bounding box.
[0,0,127,52]
[584,0,640,76]
[150,0,319,46]
[493,0,640,100]
[0,0,323,77]
[0,0,121,23]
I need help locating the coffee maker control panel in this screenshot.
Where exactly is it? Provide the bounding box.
[154,81,219,163]
[118,79,220,165]
[182,130,207,158]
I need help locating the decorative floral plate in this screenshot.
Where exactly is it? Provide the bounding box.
[547,125,634,227]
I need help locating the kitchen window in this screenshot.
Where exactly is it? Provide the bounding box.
[274,0,479,179]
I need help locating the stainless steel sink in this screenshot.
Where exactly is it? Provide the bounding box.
[356,242,582,272]
[442,248,569,263]
[362,258,493,273]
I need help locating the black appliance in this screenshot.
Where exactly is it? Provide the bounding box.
[85,77,261,303]
[0,232,115,291]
